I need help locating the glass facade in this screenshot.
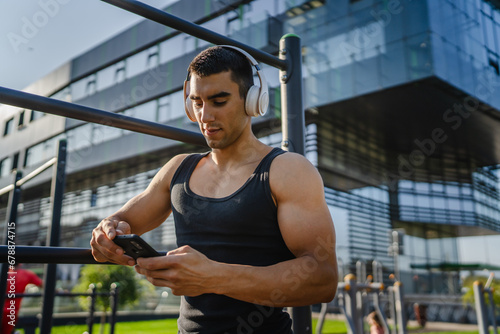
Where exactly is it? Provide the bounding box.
[429,0,500,109]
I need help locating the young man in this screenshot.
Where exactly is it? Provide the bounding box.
[90,46,338,333]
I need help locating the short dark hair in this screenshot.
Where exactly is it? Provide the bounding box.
[188,46,253,99]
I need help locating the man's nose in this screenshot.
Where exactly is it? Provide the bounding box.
[200,105,215,123]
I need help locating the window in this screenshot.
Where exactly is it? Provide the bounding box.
[135,100,156,122]
[18,110,25,128]
[159,35,184,64]
[127,50,149,78]
[115,61,126,83]
[3,118,14,136]
[488,52,499,75]
[147,45,159,69]
[90,189,98,207]
[12,152,19,170]
[50,87,71,102]
[86,75,97,96]
[157,92,184,123]
[157,96,171,123]
[0,157,12,178]
[96,65,115,91]
[30,110,44,122]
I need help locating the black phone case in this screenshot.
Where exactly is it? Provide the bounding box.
[114,234,161,259]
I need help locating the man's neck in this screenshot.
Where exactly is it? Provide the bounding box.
[209,137,270,170]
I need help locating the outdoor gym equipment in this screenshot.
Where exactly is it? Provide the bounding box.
[474,273,499,334]
[316,260,407,334]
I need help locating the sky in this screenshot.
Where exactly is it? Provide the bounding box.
[0,0,175,91]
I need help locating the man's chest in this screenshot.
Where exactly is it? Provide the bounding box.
[189,165,258,198]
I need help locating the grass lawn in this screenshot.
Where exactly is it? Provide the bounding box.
[28,318,343,334]
[22,318,485,334]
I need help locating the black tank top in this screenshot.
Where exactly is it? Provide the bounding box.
[170,147,294,334]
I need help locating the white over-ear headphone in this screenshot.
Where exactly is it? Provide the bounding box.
[184,45,269,122]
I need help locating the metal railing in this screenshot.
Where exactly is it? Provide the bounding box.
[0,0,307,332]
[6,283,119,334]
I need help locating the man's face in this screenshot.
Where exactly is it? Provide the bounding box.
[188,71,249,149]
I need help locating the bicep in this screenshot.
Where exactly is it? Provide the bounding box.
[273,155,336,259]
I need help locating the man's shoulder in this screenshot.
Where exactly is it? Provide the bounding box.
[270,152,325,202]
[163,152,203,171]
[270,151,320,186]
[271,150,315,173]
[151,153,193,191]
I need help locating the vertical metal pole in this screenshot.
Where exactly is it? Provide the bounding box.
[486,289,498,334]
[388,287,397,334]
[343,274,360,334]
[473,281,490,334]
[279,33,309,334]
[0,170,22,322]
[109,283,119,334]
[392,231,400,281]
[280,34,305,155]
[373,291,390,334]
[373,260,383,283]
[40,139,67,334]
[394,281,407,334]
[87,284,97,334]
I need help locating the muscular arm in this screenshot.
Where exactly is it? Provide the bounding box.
[90,154,187,265]
[136,152,338,307]
[215,152,338,306]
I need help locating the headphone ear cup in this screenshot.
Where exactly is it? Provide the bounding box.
[245,85,260,117]
[185,97,196,122]
[258,90,269,116]
[184,80,197,122]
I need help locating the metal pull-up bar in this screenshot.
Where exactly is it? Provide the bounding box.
[0,245,165,264]
[0,86,207,147]
[101,0,288,71]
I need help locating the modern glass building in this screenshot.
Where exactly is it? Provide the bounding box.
[1,0,500,298]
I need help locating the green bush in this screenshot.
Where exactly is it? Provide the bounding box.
[72,264,145,311]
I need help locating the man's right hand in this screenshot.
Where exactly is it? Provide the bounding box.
[90,217,135,266]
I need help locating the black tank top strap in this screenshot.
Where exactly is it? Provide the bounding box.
[255,147,286,173]
[170,152,208,189]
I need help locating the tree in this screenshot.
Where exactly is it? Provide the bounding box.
[462,274,500,307]
[73,264,149,331]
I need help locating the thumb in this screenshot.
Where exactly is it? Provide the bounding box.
[116,221,131,235]
[167,245,194,256]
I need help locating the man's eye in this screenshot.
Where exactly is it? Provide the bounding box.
[214,101,226,106]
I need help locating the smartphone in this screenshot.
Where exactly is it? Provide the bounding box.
[114,234,161,259]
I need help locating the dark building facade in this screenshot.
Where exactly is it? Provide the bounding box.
[1,0,500,296]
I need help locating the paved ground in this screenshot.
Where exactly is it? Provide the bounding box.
[406,320,480,332]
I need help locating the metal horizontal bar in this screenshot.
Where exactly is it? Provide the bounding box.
[0,246,166,264]
[101,0,287,70]
[16,157,57,187]
[1,246,98,264]
[0,184,14,197]
[11,292,108,298]
[0,86,207,147]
